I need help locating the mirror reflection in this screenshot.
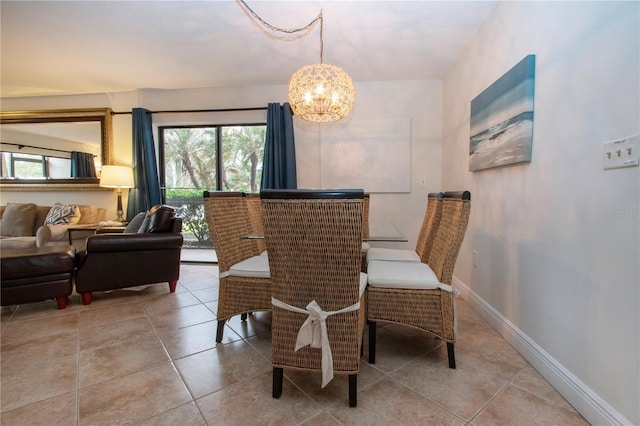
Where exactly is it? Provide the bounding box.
[0,108,112,187]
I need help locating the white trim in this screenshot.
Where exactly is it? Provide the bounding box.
[453,276,632,426]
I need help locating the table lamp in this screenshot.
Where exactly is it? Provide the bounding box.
[100,165,134,222]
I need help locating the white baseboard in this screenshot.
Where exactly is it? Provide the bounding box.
[453,276,632,426]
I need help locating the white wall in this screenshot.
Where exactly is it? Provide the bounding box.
[2,80,442,249]
[442,2,639,424]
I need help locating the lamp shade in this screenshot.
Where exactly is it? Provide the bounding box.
[100,165,134,188]
[288,63,355,123]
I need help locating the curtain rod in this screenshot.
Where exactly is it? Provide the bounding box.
[0,142,82,155]
[111,107,268,115]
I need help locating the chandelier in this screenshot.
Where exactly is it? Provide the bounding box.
[239,2,355,123]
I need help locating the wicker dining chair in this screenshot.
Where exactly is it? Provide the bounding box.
[244,192,267,255]
[366,191,471,368]
[261,189,367,407]
[366,192,444,264]
[360,193,370,272]
[203,191,271,343]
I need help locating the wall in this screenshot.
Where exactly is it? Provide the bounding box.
[442,2,639,424]
[1,80,442,249]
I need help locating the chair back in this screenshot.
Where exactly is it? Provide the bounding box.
[261,189,364,372]
[243,193,267,254]
[417,192,444,262]
[362,193,370,240]
[203,191,261,274]
[426,191,471,285]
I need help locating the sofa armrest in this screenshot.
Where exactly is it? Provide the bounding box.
[35,226,52,247]
[85,232,184,253]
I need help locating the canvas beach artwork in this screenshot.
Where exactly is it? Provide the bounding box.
[469,55,536,171]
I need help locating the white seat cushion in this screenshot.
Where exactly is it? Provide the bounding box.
[361,242,370,253]
[367,247,420,263]
[367,260,440,289]
[229,255,270,278]
[359,272,368,296]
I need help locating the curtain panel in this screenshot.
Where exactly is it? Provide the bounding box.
[70,151,97,178]
[260,102,297,190]
[126,108,162,220]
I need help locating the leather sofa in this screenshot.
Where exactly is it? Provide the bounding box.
[1,245,75,309]
[75,205,183,305]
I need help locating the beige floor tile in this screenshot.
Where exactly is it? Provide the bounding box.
[175,340,271,398]
[329,376,465,425]
[226,310,272,338]
[190,287,219,303]
[141,291,201,315]
[0,392,77,426]
[148,303,217,330]
[79,334,170,387]
[284,362,385,409]
[78,302,146,330]
[137,402,207,426]
[196,371,323,425]
[1,310,78,342]
[245,330,273,361]
[366,323,440,373]
[78,363,192,425]
[391,351,508,420]
[299,412,342,425]
[157,320,241,359]
[1,326,78,364]
[472,385,589,425]
[1,354,78,412]
[511,365,577,411]
[79,316,156,351]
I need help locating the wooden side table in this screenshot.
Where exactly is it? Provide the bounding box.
[67,224,127,245]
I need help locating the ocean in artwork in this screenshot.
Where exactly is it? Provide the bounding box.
[469,55,535,171]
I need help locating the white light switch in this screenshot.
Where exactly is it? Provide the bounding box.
[603,135,639,170]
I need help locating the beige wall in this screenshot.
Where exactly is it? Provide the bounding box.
[442,2,639,424]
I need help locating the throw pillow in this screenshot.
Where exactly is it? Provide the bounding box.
[44,203,82,225]
[124,212,146,233]
[0,203,38,237]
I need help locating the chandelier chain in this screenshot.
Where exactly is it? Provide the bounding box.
[237,0,324,63]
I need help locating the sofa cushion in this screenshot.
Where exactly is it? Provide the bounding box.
[0,203,38,237]
[45,203,82,225]
[146,205,175,233]
[78,205,99,224]
[0,236,38,249]
[125,212,147,233]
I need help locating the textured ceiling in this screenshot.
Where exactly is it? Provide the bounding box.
[0,0,497,98]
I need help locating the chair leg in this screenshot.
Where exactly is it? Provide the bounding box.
[240,313,248,321]
[348,374,357,407]
[168,280,177,293]
[55,296,68,309]
[447,342,456,369]
[273,367,283,399]
[216,319,226,343]
[80,292,92,305]
[368,321,376,364]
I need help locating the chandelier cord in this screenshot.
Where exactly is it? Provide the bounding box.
[237,0,324,63]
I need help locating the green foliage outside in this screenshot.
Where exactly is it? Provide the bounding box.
[163,125,265,245]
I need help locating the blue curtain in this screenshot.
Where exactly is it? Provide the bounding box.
[260,102,297,189]
[126,108,162,220]
[70,151,97,178]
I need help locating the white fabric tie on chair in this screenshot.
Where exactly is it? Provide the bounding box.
[271,297,360,388]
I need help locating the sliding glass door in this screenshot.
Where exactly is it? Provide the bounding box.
[159,124,266,262]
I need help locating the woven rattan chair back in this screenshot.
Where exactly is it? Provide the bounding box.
[417,192,444,262]
[244,193,267,254]
[426,191,471,285]
[203,191,271,342]
[261,189,365,407]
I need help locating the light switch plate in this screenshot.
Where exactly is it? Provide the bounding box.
[603,135,639,170]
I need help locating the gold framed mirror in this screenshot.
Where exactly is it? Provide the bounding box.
[0,108,113,190]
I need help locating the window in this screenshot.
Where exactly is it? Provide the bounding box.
[159,124,266,254]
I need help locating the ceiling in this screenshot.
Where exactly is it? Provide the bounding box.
[0,0,497,99]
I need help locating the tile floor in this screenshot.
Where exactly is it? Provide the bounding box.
[0,263,589,425]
